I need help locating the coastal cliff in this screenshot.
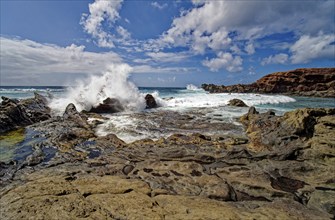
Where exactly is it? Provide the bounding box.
[202,68,335,97]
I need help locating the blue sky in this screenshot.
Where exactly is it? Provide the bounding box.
[1,0,334,86]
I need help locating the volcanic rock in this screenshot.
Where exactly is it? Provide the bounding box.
[89,98,124,114]
[0,93,51,134]
[145,94,158,109]
[202,68,335,97]
[228,99,248,107]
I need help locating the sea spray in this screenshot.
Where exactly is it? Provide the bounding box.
[186,84,201,91]
[49,63,146,114]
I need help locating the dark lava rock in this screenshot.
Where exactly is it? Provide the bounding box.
[90,98,124,114]
[228,99,248,107]
[145,94,158,109]
[0,93,51,134]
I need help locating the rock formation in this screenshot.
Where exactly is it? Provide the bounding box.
[0,93,51,134]
[227,98,248,107]
[202,68,335,97]
[89,97,124,114]
[145,94,158,109]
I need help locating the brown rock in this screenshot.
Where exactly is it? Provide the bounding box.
[202,68,335,97]
[228,99,248,107]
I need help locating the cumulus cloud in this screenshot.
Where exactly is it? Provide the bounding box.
[80,0,124,48]
[151,2,167,10]
[261,53,289,65]
[0,37,123,85]
[153,0,334,70]
[290,34,335,64]
[202,52,243,72]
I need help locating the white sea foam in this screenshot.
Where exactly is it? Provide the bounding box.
[49,63,146,114]
[164,92,296,109]
[186,84,201,91]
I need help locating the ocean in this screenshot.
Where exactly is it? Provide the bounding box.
[1,85,334,143]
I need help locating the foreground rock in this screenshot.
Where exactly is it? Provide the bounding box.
[0,105,334,219]
[0,93,51,134]
[202,68,335,97]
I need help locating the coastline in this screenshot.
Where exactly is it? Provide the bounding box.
[0,93,334,219]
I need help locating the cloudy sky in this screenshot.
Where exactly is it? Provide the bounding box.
[1,0,334,86]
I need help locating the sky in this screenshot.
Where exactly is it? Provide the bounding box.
[0,0,334,87]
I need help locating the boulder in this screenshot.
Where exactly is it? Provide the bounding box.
[90,98,124,114]
[228,99,248,107]
[145,94,158,109]
[0,93,51,134]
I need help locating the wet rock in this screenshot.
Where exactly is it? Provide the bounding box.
[0,93,51,133]
[90,98,124,114]
[228,99,248,107]
[145,94,158,109]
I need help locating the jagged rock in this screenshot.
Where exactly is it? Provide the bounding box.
[90,98,124,114]
[1,106,334,218]
[145,94,158,109]
[0,93,51,134]
[228,99,248,107]
[202,68,335,97]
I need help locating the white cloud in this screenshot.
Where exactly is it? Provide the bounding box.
[146,51,190,63]
[202,52,243,72]
[290,34,335,64]
[152,0,334,70]
[0,37,123,85]
[245,43,255,55]
[132,65,197,74]
[80,0,123,48]
[261,53,289,65]
[151,2,167,10]
[116,26,131,40]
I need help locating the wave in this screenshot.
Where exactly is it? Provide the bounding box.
[49,63,146,114]
[164,92,296,109]
[186,84,201,91]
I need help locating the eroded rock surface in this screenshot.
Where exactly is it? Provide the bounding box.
[0,104,334,219]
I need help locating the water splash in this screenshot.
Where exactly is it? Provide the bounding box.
[49,63,146,114]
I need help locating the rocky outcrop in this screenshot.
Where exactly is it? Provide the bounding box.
[202,68,335,97]
[145,94,158,109]
[0,93,51,134]
[0,105,334,219]
[89,97,124,114]
[228,98,248,107]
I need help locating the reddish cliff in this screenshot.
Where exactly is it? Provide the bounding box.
[202,68,335,97]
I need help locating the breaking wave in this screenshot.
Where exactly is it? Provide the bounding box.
[49,63,146,114]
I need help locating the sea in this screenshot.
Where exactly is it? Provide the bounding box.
[0,65,334,144]
[0,83,334,162]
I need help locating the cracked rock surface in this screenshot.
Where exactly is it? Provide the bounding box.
[0,103,334,219]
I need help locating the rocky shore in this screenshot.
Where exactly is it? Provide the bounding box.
[202,68,335,98]
[0,95,334,219]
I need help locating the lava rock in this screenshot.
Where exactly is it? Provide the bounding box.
[145,94,158,109]
[90,98,124,114]
[228,99,248,107]
[0,93,51,134]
